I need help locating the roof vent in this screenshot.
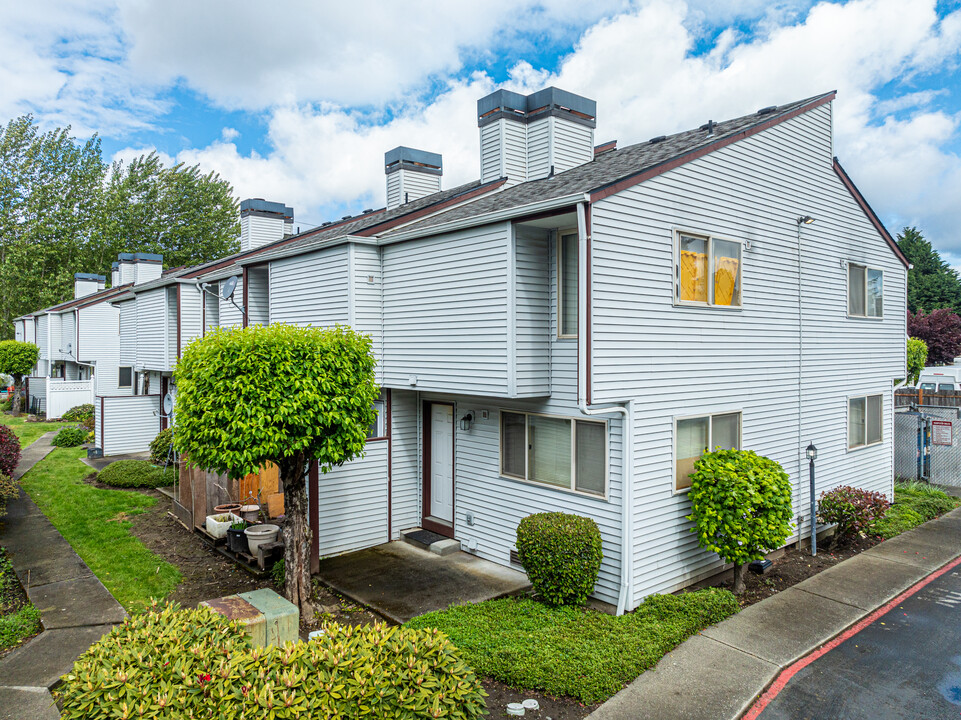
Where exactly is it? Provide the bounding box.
[363,208,373,214]
[757,105,778,115]
[342,215,351,220]
[699,120,715,135]
[648,135,667,144]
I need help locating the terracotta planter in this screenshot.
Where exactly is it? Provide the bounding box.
[214,503,242,515]
[240,504,260,523]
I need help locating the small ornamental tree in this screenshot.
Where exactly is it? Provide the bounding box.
[0,340,40,416]
[908,309,961,365]
[687,448,793,594]
[173,325,377,616]
[906,337,928,385]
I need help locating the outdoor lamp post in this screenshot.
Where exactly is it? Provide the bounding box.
[806,442,818,556]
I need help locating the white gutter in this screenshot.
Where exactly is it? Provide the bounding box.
[575,201,634,616]
[380,193,590,245]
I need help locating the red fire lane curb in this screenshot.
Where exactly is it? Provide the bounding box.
[742,553,961,719]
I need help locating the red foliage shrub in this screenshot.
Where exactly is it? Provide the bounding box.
[908,309,961,365]
[0,425,21,477]
[817,485,890,540]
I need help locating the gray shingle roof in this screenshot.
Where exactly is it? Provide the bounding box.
[379,92,834,238]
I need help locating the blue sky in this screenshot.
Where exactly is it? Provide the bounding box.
[2,0,960,258]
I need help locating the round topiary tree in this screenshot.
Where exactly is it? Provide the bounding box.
[516,512,603,606]
[173,324,378,616]
[687,448,793,594]
[0,340,39,417]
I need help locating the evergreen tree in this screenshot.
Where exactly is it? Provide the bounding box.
[897,226,961,313]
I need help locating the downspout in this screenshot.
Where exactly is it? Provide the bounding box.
[575,201,634,616]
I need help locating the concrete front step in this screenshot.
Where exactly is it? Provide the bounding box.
[401,528,460,556]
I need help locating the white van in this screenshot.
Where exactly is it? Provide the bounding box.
[917,367,961,392]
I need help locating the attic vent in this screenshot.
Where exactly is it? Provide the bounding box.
[362,208,373,214]
[342,215,351,220]
[648,135,667,144]
[322,221,333,227]
[757,105,778,115]
[699,120,715,135]
[509,549,523,568]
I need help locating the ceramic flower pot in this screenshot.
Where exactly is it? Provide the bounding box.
[244,523,280,556]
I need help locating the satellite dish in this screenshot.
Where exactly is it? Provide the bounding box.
[221,276,238,300]
[65,343,72,355]
[163,392,174,415]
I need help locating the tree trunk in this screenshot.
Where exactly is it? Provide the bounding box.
[11,375,22,417]
[279,455,314,622]
[733,563,747,595]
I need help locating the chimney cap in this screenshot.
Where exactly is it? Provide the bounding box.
[525,87,596,119]
[477,86,596,128]
[385,146,443,175]
[111,261,119,269]
[240,198,294,219]
[118,252,163,263]
[75,273,106,282]
[477,89,529,118]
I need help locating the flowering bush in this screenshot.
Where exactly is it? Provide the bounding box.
[817,485,890,540]
[0,425,20,477]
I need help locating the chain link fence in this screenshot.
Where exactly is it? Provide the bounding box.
[895,406,961,488]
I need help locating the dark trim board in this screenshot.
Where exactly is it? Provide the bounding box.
[421,400,455,539]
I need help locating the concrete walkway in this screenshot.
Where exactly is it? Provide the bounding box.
[0,432,127,720]
[588,507,961,720]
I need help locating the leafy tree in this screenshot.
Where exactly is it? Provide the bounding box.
[0,340,39,416]
[908,309,961,365]
[898,226,961,314]
[906,337,928,384]
[687,448,793,594]
[173,325,378,615]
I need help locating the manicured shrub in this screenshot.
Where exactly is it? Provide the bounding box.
[97,459,175,488]
[516,512,603,606]
[817,485,890,541]
[0,425,20,477]
[61,404,94,422]
[687,449,794,594]
[59,603,487,720]
[149,427,174,465]
[51,426,88,448]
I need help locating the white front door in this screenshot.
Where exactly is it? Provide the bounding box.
[429,403,454,524]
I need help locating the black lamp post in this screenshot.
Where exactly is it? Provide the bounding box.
[806,442,818,556]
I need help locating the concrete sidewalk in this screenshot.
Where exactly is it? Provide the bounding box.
[589,507,961,720]
[0,432,127,720]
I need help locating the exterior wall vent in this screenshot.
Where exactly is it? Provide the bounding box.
[385,147,442,210]
[477,87,596,187]
[509,549,523,568]
[239,198,294,252]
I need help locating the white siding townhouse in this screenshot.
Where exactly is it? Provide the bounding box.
[22,86,908,613]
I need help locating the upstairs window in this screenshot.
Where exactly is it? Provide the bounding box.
[558,231,578,337]
[848,263,883,318]
[676,232,742,307]
[118,366,132,388]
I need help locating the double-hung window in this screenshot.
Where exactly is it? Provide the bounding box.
[500,411,606,497]
[558,231,578,337]
[848,394,882,449]
[847,263,883,318]
[676,231,742,307]
[367,395,386,439]
[675,412,741,491]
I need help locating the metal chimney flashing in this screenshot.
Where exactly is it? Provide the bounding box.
[384,146,443,176]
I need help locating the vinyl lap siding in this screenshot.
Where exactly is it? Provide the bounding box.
[589,102,906,605]
[119,301,136,366]
[526,119,550,180]
[503,120,527,186]
[61,312,76,358]
[269,246,348,326]
[100,395,160,455]
[166,287,177,365]
[386,172,402,210]
[78,304,122,396]
[352,244,383,380]
[390,390,419,535]
[480,122,504,184]
[179,285,204,353]
[136,289,167,371]
[219,276,244,329]
[317,441,389,557]
[246,268,269,326]
[36,316,47,358]
[382,223,510,396]
[552,118,593,173]
[513,226,550,396]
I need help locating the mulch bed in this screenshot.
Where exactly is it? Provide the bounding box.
[481,680,598,720]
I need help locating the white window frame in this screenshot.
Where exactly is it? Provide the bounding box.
[846,262,884,320]
[673,228,744,309]
[847,393,883,450]
[499,409,609,499]
[557,228,579,339]
[367,395,386,441]
[118,366,132,388]
[673,410,743,494]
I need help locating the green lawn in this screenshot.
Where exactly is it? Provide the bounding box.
[1,413,66,448]
[16,447,181,611]
[406,589,739,704]
[873,480,961,539]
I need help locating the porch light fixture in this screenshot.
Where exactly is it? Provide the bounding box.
[797,215,815,225]
[460,412,474,432]
[806,442,818,556]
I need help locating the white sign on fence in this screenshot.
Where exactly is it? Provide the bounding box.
[933,419,953,446]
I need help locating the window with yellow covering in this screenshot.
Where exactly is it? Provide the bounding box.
[676,231,742,307]
[674,411,741,492]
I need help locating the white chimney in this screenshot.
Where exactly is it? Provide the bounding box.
[477,87,596,187]
[239,199,294,251]
[385,147,442,210]
[74,273,105,299]
[111,262,120,287]
[117,253,163,286]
